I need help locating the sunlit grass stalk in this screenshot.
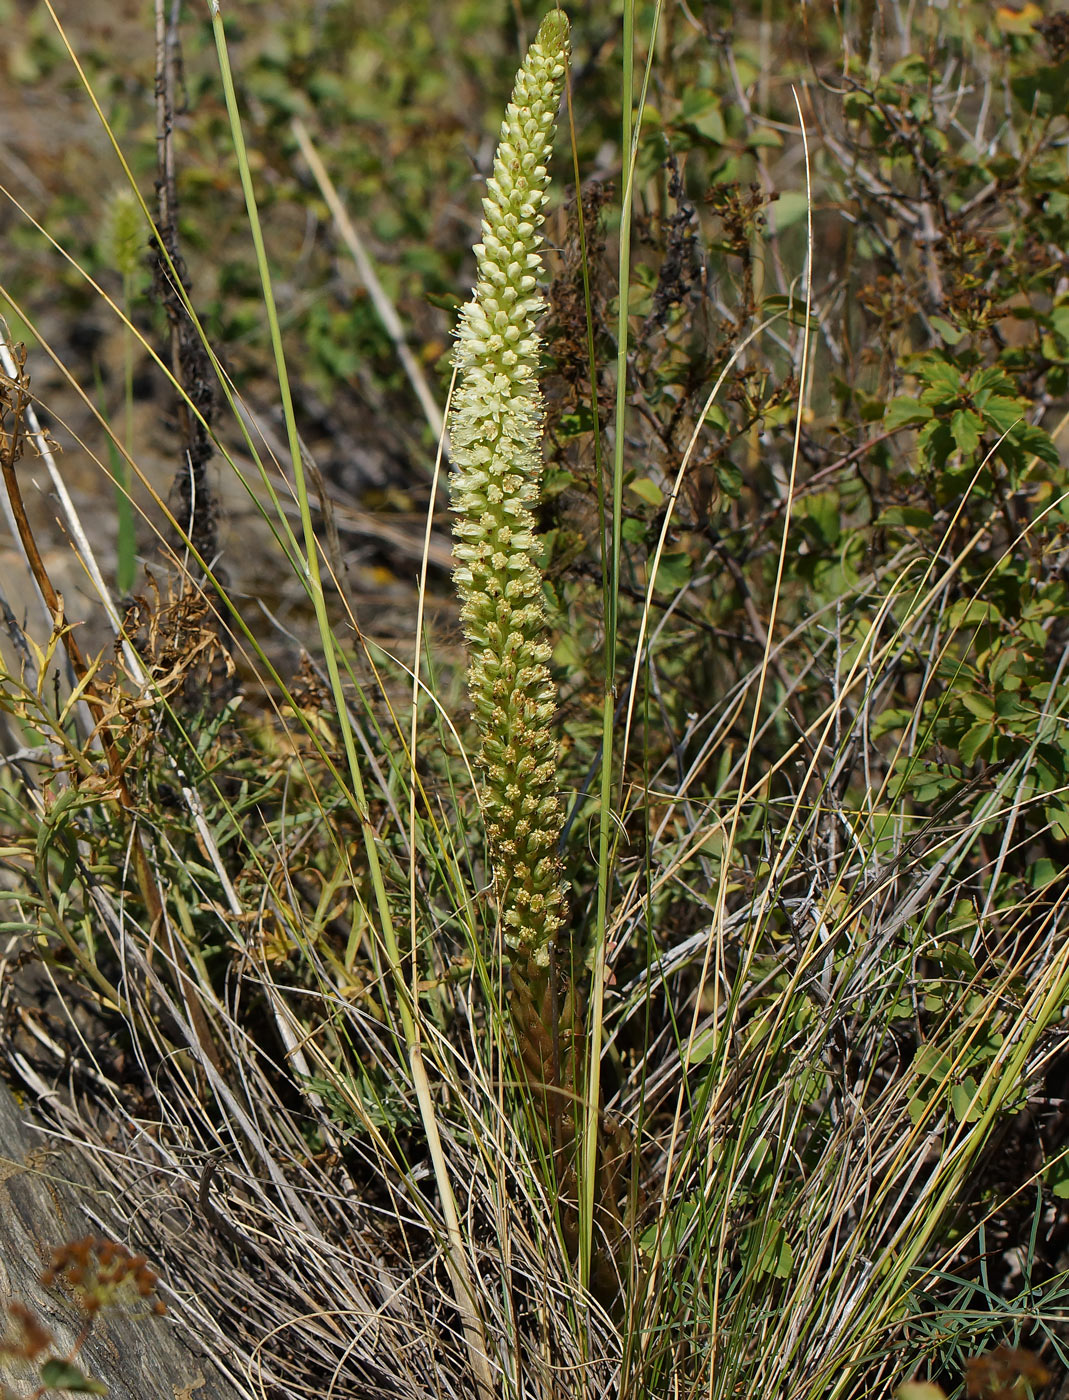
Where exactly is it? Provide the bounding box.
[586,0,663,1297]
[100,187,142,594]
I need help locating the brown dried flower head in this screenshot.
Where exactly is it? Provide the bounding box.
[40,1236,166,1317]
[0,1299,55,1362]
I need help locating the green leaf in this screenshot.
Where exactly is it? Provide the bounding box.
[639,1196,699,1258]
[798,490,840,546]
[1046,1148,1069,1198]
[948,598,997,627]
[1046,804,1069,842]
[760,293,820,330]
[951,1076,982,1124]
[896,1384,947,1400]
[740,1219,794,1279]
[980,395,1024,434]
[687,1025,718,1066]
[888,54,930,84]
[870,705,916,738]
[680,91,725,143]
[628,476,664,508]
[959,720,995,765]
[950,407,983,457]
[653,552,693,595]
[884,397,933,430]
[995,691,1033,722]
[969,366,1015,396]
[37,1360,108,1395]
[770,191,810,231]
[914,1045,953,1081]
[1012,59,1069,117]
[960,692,995,721]
[988,647,1019,685]
[930,315,964,345]
[1031,858,1059,890]
[933,943,976,977]
[917,358,962,398]
[542,467,575,499]
[1016,424,1060,464]
[715,459,743,499]
[877,506,934,528]
[425,290,463,313]
[557,404,595,437]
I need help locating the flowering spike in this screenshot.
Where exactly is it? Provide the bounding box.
[449,12,570,965]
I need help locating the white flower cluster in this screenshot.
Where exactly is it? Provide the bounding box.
[449,12,570,961]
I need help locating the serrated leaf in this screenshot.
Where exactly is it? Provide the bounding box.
[917,359,962,397]
[969,366,1016,396]
[1016,424,1060,464]
[950,407,983,457]
[981,395,1024,434]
